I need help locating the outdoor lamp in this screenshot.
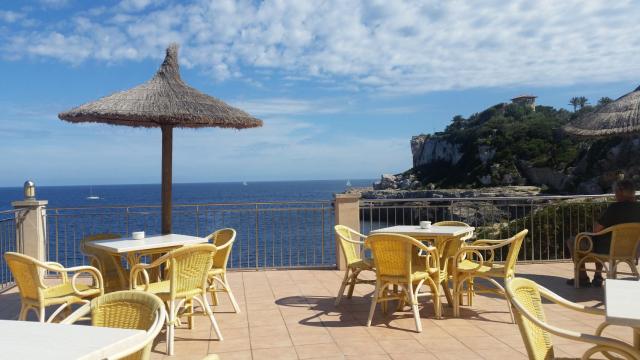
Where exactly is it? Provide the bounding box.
[23,180,35,200]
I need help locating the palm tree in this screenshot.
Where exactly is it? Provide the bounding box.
[577,96,589,109]
[597,97,614,106]
[569,97,580,112]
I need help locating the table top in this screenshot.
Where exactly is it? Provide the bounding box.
[605,279,640,328]
[0,319,145,360]
[370,225,474,237]
[86,233,208,254]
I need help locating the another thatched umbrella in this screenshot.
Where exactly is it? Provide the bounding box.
[59,44,262,234]
[564,86,640,136]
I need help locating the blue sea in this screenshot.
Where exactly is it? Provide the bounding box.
[0,179,372,211]
[0,180,372,273]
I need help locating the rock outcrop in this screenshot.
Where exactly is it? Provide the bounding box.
[411,135,463,168]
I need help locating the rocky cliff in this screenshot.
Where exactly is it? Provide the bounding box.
[375,102,640,194]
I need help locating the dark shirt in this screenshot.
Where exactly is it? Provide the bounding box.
[593,201,640,253]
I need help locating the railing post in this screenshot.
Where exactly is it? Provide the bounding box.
[12,199,48,264]
[334,193,361,271]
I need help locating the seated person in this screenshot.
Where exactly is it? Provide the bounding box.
[566,179,640,287]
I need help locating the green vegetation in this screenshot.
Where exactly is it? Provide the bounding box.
[475,199,610,261]
[414,103,579,188]
[411,98,632,193]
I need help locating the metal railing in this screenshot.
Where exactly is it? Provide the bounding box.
[360,194,619,263]
[0,209,20,289]
[46,201,335,270]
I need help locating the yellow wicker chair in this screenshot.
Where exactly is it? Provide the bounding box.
[365,233,443,332]
[433,221,474,305]
[4,251,103,323]
[130,244,222,356]
[80,233,128,293]
[451,229,528,321]
[506,277,640,360]
[61,290,166,360]
[207,228,240,313]
[334,225,375,306]
[573,223,640,288]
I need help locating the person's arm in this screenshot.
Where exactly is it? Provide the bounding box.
[594,222,604,233]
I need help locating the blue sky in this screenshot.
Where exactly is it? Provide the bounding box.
[1,0,639,186]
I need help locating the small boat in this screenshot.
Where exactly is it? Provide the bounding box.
[86,186,100,200]
[242,181,248,186]
[346,180,352,187]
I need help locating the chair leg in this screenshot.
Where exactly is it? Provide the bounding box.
[430,281,441,319]
[610,260,617,279]
[199,294,223,341]
[453,278,464,318]
[167,300,176,356]
[187,298,195,330]
[335,269,350,306]
[38,304,46,323]
[367,281,380,327]
[442,281,454,307]
[220,274,241,314]
[407,283,422,332]
[347,269,360,299]
[629,260,640,280]
[467,279,474,307]
[574,259,582,289]
[208,280,219,307]
[505,296,515,323]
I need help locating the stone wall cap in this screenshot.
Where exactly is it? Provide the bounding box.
[334,193,361,200]
[12,200,48,207]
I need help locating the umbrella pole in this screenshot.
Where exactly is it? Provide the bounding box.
[161,125,173,234]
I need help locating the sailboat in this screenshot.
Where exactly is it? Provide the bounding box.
[86,186,100,200]
[242,181,248,186]
[346,180,352,187]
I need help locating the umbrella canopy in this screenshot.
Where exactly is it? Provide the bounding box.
[564,86,640,137]
[59,44,262,234]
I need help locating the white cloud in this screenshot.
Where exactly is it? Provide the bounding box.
[118,0,155,12]
[0,10,24,23]
[3,0,640,94]
[231,98,344,116]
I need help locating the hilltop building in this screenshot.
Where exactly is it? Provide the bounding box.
[511,94,537,110]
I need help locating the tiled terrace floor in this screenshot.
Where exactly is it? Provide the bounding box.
[0,262,637,359]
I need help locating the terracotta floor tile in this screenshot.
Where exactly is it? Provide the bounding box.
[0,263,623,359]
[335,339,387,356]
[250,333,294,350]
[252,346,299,360]
[378,339,428,354]
[213,350,252,360]
[295,342,343,359]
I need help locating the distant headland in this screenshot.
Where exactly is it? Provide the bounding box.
[369,95,638,195]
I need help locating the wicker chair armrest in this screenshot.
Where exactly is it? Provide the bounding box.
[467,236,515,250]
[43,261,69,282]
[454,249,485,272]
[575,233,595,255]
[215,240,231,250]
[537,284,604,315]
[66,265,104,296]
[470,239,504,245]
[415,242,440,272]
[510,294,639,359]
[130,264,153,292]
[60,302,91,325]
[341,236,366,246]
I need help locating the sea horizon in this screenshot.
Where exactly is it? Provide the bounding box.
[0,179,374,211]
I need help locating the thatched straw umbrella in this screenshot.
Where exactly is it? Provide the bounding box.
[564,86,640,136]
[59,44,262,234]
